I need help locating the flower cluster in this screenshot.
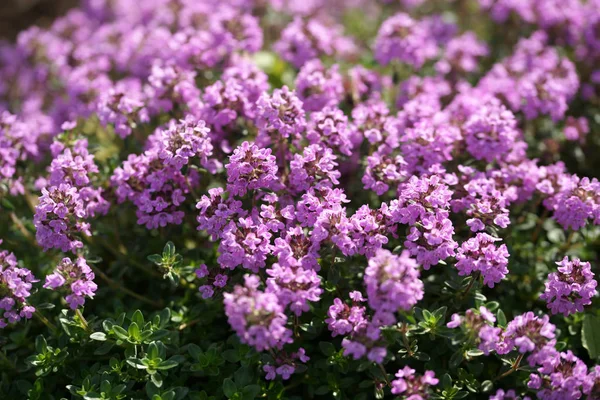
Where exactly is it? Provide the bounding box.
[111,117,215,229]
[455,233,510,288]
[44,257,97,309]
[34,139,108,252]
[540,257,597,316]
[479,312,557,367]
[391,366,439,398]
[1,0,600,397]
[0,243,37,328]
[326,292,387,363]
[363,249,424,318]
[223,275,293,352]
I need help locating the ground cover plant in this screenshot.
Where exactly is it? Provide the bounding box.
[1,0,600,399]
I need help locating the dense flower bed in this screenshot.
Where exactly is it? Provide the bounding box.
[1,0,600,399]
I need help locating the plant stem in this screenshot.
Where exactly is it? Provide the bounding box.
[178,318,201,331]
[561,230,576,252]
[377,363,391,387]
[84,235,162,278]
[9,212,34,242]
[494,353,524,381]
[34,310,58,334]
[75,308,89,331]
[531,208,549,243]
[185,174,199,200]
[91,265,164,308]
[461,272,481,299]
[400,322,414,357]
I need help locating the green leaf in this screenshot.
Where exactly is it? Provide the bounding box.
[547,229,565,244]
[112,325,129,340]
[432,306,447,321]
[234,366,252,386]
[36,303,55,310]
[164,242,176,258]
[188,344,203,360]
[319,341,336,356]
[94,341,115,355]
[90,332,107,341]
[35,336,47,353]
[496,309,507,328]
[582,314,600,359]
[128,322,140,340]
[481,380,494,393]
[132,310,145,326]
[156,360,178,370]
[422,309,433,322]
[222,349,240,363]
[147,254,163,264]
[100,380,111,393]
[158,308,171,327]
[148,342,160,360]
[315,386,330,395]
[449,350,463,369]
[222,378,237,398]
[127,358,148,369]
[441,373,452,389]
[241,385,260,400]
[1,198,15,210]
[466,349,484,357]
[151,373,163,388]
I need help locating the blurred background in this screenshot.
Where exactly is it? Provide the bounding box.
[0,0,76,40]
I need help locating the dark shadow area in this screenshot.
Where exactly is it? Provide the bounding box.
[0,0,77,40]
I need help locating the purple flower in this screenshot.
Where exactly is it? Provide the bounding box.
[0,247,38,328]
[196,187,246,241]
[266,263,322,316]
[218,217,273,273]
[306,107,354,156]
[346,66,389,104]
[275,18,355,69]
[435,32,488,75]
[364,249,424,315]
[195,264,209,279]
[463,98,520,163]
[326,296,367,337]
[391,366,439,398]
[226,142,280,197]
[199,285,214,299]
[390,175,457,269]
[152,116,216,172]
[540,257,597,316]
[263,364,277,380]
[255,86,306,147]
[528,351,589,399]
[34,184,90,253]
[44,257,97,309]
[96,82,149,138]
[289,144,340,193]
[489,389,531,400]
[273,227,320,271]
[486,312,557,366]
[564,116,589,142]
[455,233,510,288]
[374,13,439,68]
[349,204,396,258]
[295,60,344,112]
[213,274,228,288]
[223,275,293,352]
